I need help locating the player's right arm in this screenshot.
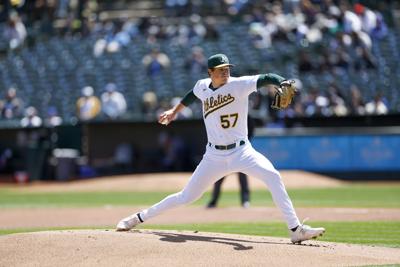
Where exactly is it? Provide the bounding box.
[158,103,185,125]
[158,89,197,126]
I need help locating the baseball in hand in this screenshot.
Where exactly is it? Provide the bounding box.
[160,117,168,125]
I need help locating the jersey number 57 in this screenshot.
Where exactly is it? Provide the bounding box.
[220,113,238,129]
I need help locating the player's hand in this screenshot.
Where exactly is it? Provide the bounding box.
[158,109,177,126]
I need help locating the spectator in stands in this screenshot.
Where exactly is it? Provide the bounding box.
[334,49,351,70]
[142,18,167,46]
[44,106,63,127]
[353,46,376,71]
[137,17,152,36]
[322,5,342,32]
[365,93,389,115]
[141,91,159,120]
[20,106,42,128]
[349,85,366,115]
[0,0,397,119]
[55,0,70,19]
[92,19,133,57]
[0,87,24,119]
[354,3,377,35]
[298,51,314,72]
[370,12,388,40]
[343,5,362,34]
[224,0,250,16]
[164,0,190,17]
[293,101,305,118]
[204,18,220,40]
[142,48,171,77]
[330,97,349,117]
[248,22,273,49]
[166,15,209,47]
[184,46,207,75]
[303,89,332,117]
[317,49,334,73]
[315,93,332,117]
[303,88,318,117]
[327,83,346,102]
[350,29,372,51]
[76,86,101,121]
[101,83,127,119]
[3,11,27,50]
[113,22,132,48]
[93,38,107,57]
[188,14,209,44]
[168,23,190,46]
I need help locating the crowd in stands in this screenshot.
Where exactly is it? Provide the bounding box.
[247,0,394,124]
[0,0,399,128]
[75,83,128,121]
[0,86,65,127]
[0,83,128,126]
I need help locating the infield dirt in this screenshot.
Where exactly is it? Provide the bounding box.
[1,229,399,267]
[1,171,399,266]
[1,170,346,192]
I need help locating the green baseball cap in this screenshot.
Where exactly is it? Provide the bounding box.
[207,54,235,69]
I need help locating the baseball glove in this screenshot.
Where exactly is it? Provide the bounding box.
[271,80,297,110]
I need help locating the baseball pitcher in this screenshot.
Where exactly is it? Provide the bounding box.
[117,54,325,244]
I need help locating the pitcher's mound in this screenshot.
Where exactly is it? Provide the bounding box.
[1,230,399,267]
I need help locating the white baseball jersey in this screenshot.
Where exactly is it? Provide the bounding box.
[193,75,259,145]
[136,74,301,231]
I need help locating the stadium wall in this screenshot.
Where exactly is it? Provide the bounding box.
[1,120,400,181]
[253,127,400,180]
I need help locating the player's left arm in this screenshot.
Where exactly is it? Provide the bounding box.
[256,73,286,88]
[257,74,297,109]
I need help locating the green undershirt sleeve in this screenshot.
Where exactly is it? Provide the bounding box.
[180,74,285,105]
[256,73,286,88]
[180,89,197,106]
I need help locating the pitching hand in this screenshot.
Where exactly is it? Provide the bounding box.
[158,109,177,125]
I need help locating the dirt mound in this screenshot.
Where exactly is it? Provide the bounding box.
[1,230,399,267]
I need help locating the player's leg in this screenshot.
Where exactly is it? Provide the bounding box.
[116,156,227,230]
[238,172,250,208]
[239,146,324,243]
[207,177,225,208]
[241,153,300,229]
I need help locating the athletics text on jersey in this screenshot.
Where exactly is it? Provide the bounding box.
[193,75,259,145]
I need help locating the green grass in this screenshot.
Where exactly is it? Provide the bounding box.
[1,185,399,250]
[1,221,399,248]
[0,185,399,208]
[0,191,173,208]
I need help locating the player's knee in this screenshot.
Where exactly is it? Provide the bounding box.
[176,190,200,205]
[262,169,282,183]
[271,170,282,181]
